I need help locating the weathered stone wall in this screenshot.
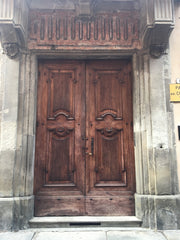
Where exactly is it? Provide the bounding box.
[133,51,180,229]
[0,46,35,230]
[170,1,180,189]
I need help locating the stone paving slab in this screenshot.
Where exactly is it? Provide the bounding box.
[0,232,34,240]
[163,231,180,240]
[33,231,106,240]
[107,231,167,240]
[0,230,180,240]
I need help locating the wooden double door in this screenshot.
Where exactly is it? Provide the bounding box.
[34,60,135,216]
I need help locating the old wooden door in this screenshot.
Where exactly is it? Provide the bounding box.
[34,60,135,216]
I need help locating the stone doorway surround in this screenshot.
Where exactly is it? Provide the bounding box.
[0,0,180,231]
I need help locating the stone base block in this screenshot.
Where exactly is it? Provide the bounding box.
[0,196,34,231]
[135,194,180,230]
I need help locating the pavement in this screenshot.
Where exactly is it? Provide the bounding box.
[0,228,180,240]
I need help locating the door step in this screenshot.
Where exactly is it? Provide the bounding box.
[29,216,142,228]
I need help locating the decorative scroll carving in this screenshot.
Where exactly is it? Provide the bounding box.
[50,127,73,137]
[2,43,19,59]
[47,110,75,138]
[96,111,123,137]
[150,44,166,59]
[28,10,140,49]
[98,127,121,137]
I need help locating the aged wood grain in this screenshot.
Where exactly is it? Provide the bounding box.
[85,60,135,215]
[28,10,140,50]
[34,60,86,216]
[34,60,135,216]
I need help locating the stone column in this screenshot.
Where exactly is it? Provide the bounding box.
[133,51,180,230]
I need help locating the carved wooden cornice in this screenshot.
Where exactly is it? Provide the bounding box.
[28,10,140,50]
[0,0,175,57]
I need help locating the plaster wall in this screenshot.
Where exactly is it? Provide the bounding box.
[170,2,180,188]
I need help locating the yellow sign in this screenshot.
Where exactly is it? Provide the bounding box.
[170,84,180,102]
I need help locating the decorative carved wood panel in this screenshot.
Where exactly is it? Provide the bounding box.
[28,10,140,50]
[34,60,135,216]
[85,61,135,215]
[34,61,86,216]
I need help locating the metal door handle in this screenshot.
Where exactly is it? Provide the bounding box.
[86,152,92,156]
[91,137,94,156]
[85,138,94,156]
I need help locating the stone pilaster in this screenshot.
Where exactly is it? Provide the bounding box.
[0,49,36,230]
[133,51,180,229]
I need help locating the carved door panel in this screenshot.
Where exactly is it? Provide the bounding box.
[34,61,86,216]
[34,60,135,216]
[86,61,135,215]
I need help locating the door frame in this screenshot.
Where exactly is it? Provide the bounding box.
[26,50,140,218]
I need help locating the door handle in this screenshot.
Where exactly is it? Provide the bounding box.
[91,137,94,156]
[85,138,94,156]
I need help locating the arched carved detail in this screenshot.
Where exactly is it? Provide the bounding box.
[47,111,75,121]
[96,110,122,121]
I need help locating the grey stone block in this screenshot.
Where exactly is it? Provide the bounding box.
[0,199,13,230]
[135,194,180,230]
[0,150,14,197]
[0,196,34,231]
[156,197,179,230]
[163,231,180,240]
[155,148,172,195]
[33,232,106,240]
[13,196,34,230]
[0,232,34,240]
[107,231,166,240]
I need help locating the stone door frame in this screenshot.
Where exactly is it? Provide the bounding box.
[0,0,180,230]
[0,46,179,230]
[17,48,177,229]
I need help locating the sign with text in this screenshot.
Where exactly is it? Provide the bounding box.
[170,84,180,102]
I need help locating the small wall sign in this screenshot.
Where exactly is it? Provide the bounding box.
[169,84,180,102]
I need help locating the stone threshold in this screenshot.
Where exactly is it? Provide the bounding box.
[29,216,142,228]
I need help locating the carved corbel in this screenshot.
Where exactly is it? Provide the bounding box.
[0,0,28,59]
[2,43,19,59]
[141,0,174,58]
[0,24,21,59]
[149,44,166,59]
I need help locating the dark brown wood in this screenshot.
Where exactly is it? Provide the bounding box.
[28,10,140,50]
[34,60,135,216]
[86,60,135,215]
[34,60,86,216]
